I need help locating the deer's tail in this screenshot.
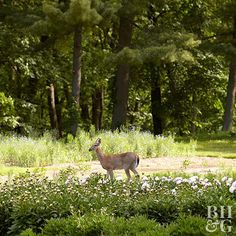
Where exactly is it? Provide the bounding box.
[136,156,140,167]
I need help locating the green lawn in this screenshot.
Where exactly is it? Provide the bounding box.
[196,139,236,158]
[192,133,236,158]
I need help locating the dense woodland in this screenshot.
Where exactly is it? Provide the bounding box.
[0,0,236,137]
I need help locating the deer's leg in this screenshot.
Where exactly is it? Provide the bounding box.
[107,170,114,180]
[131,168,140,178]
[125,169,131,182]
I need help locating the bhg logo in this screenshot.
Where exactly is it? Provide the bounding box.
[206,206,232,233]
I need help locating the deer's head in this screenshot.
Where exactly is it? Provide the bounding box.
[89,138,101,151]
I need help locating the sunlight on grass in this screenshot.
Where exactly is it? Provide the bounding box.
[196,139,236,158]
[0,131,196,167]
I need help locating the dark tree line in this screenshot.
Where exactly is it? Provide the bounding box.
[0,0,236,137]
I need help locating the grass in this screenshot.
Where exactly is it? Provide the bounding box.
[0,130,235,178]
[0,130,196,168]
[196,139,236,158]
[179,132,236,158]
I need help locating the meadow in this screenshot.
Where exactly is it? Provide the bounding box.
[0,130,196,169]
[0,130,236,235]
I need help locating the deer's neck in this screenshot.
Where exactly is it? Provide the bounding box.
[95,147,105,161]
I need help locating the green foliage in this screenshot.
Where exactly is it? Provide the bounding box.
[0,130,195,167]
[1,172,236,235]
[0,0,234,136]
[0,93,18,130]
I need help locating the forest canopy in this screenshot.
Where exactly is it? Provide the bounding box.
[0,0,236,137]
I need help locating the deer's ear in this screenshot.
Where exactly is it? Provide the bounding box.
[96,138,101,145]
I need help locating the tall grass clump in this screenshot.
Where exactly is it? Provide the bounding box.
[0,130,196,167]
[89,130,196,158]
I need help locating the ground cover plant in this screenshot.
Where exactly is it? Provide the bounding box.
[0,130,196,168]
[0,170,236,235]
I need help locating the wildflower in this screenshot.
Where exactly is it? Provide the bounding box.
[141,181,150,191]
[191,185,198,190]
[214,179,221,186]
[154,176,160,181]
[171,188,177,196]
[174,177,183,185]
[65,175,73,185]
[229,181,236,193]
[188,176,198,184]
[142,176,149,182]
[203,182,212,188]
[161,176,172,182]
[116,175,123,181]
[221,176,227,182]
[231,181,236,188]
[226,178,233,186]
[79,176,88,185]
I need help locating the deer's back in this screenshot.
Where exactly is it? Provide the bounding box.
[102,152,138,170]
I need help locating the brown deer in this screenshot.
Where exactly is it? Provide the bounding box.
[89,138,140,181]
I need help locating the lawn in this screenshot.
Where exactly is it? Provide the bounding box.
[192,133,236,158]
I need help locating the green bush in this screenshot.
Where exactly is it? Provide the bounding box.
[168,215,226,236]
[21,214,168,236]
[1,172,236,235]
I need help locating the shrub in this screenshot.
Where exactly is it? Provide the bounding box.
[1,172,236,235]
[168,215,226,236]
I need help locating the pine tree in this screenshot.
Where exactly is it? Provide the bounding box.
[33,0,102,136]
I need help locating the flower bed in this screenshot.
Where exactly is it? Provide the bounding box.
[0,170,235,235]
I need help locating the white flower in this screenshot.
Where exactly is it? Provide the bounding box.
[116,175,123,181]
[229,186,236,193]
[191,185,198,190]
[221,176,228,182]
[229,181,236,193]
[188,176,198,184]
[161,176,168,181]
[142,176,149,182]
[141,181,150,191]
[154,176,160,181]
[171,189,177,195]
[231,181,236,188]
[65,175,73,185]
[79,176,88,185]
[161,176,172,182]
[174,177,183,184]
[203,182,212,188]
[174,177,183,185]
[203,178,209,183]
[214,179,221,186]
[226,178,233,186]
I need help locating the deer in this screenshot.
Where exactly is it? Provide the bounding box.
[89,138,140,181]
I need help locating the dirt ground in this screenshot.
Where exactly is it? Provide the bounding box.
[0,156,235,182]
[44,156,236,178]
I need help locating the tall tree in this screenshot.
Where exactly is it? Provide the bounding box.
[223,14,236,131]
[111,0,146,130]
[33,0,102,136]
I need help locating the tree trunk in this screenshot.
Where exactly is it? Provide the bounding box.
[47,83,59,131]
[223,56,236,131]
[80,98,90,131]
[70,27,82,137]
[150,66,163,135]
[111,16,133,130]
[223,16,236,131]
[92,88,103,130]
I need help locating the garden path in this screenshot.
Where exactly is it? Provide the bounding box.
[45,156,236,178]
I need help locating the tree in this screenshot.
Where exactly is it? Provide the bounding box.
[222,12,236,131]
[33,0,102,136]
[111,0,147,130]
